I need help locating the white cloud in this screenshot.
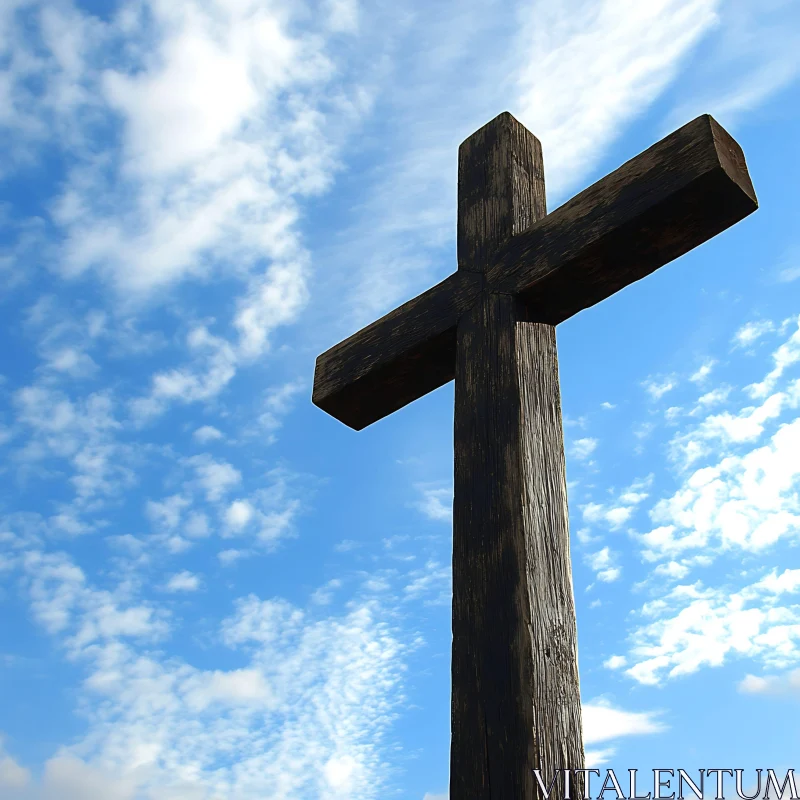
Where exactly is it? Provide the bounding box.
[643,416,800,559]
[182,667,274,711]
[4,565,408,800]
[586,547,622,583]
[311,578,343,606]
[224,499,255,532]
[6,754,138,800]
[583,698,666,743]
[662,0,800,129]
[582,698,666,766]
[694,386,732,408]
[0,0,376,431]
[514,0,720,198]
[643,375,678,401]
[604,655,627,670]
[164,571,201,593]
[690,360,716,383]
[738,669,800,696]
[624,571,800,685]
[258,379,305,435]
[653,561,690,580]
[412,483,452,522]
[11,383,133,509]
[745,316,800,400]
[218,548,245,567]
[146,494,191,531]
[733,319,776,349]
[404,561,452,605]
[570,437,598,461]
[580,488,644,532]
[0,742,29,791]
[48,0,349,300]
[44,347,99,378]
[21,550,169,656]
[186,454,242,502]
[184,511,210,539]
[776,245,800,284]
[134,325,239,418]
[193,425,223,443]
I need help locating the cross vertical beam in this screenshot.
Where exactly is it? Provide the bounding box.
[451,114,582,799]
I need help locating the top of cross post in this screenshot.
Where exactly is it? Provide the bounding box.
[457,111,547,274]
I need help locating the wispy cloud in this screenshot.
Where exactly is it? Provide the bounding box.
[4,547,409,799]
[582,698,667,766]
[404,560,452,606]
[570,437,598,462]
[193,424,224,444]
[732,319,778,350]
[514,0,720,199]
[163,570,202,593]
[662,0,800,129]
[411,483,452,522]
[642,375,679,401]
[738,669,800,696]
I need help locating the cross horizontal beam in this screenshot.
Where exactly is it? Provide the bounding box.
[489,114,757,321]
[313,114,756,431]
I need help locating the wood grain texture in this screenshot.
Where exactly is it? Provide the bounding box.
[486,114,758,322]
[458,111,546,273]
[451,115,583,799]
[312,113,756,433]
[310,110,759,798]
[312,269,483,430]
[452,296,584,800]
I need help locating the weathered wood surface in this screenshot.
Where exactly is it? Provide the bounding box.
[453,298,583,799]
[451,113,583,800]
[487,114,758,323]
[312,113,757,430]
[312,269,482,430]
[457,111,546,273]
[311,109,758,799]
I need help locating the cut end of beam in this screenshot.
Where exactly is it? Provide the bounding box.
[706,114,758,209]
[312,270,483,430]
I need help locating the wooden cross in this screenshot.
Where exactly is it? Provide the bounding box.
[312,112,757,798]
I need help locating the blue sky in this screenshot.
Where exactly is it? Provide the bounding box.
[0,0,799,797]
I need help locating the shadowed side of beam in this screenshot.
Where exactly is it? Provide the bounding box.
[487,114,758,322]
[312,270,483,430]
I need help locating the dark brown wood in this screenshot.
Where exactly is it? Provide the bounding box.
[453,296,583,799]
[312,269,482,430]
[311,109,758,799]
[452,114,583,800]
[312,114,756,431]
[486,115,757,322]
[458,111,546,273]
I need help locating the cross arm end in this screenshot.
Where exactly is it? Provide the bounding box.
[312,270,483,430]
[489,113,758,323]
